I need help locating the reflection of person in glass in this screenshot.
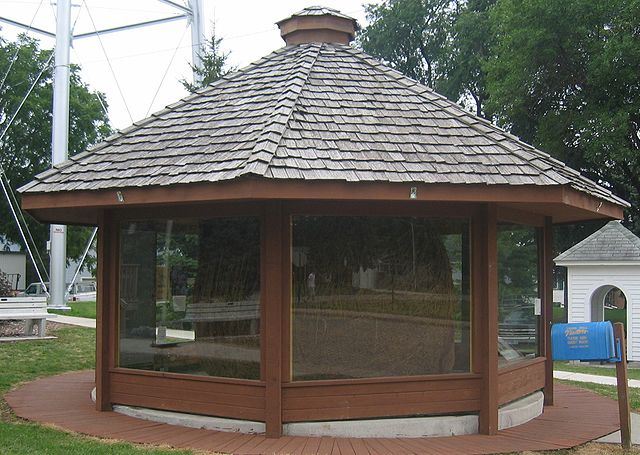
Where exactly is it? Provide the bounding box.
[307,272,316,299]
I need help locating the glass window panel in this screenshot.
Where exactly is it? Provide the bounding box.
[118,217,260,379]
[497,224,540,365]
[292,216,471,380]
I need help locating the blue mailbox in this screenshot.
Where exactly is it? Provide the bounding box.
[551,321,618,361]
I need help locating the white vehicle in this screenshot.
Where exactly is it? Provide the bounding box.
[20,281,97,302]
[20,282,48,297]
[68,282,97,302]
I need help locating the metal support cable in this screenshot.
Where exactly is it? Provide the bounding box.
[1,173,49,280]
[83,2,134,124]
[0,0,45,92]
[0,169,49,295]
[145,23,189,117]
[0,51,54,143]
[66,227,97,295]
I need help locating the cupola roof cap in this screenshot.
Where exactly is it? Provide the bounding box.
[277,6,359,46]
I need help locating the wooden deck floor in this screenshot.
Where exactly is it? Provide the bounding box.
[6,370,620,455]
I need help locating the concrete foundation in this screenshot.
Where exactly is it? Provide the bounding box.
[92,388,544,438]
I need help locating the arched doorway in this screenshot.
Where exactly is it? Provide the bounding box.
[590,285,627,326]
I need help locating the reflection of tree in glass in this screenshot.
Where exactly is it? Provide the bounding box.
[294,217,459,318]
[497,225,538,317]
[292,217,468,378]
[193,218,260,303]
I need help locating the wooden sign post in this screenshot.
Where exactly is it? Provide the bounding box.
[614,322,632,450]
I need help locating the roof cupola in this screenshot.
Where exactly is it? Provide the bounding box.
[277,6,359,46]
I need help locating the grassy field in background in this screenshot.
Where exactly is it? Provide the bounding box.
[49,301,97,319]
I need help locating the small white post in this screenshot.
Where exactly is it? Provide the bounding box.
[188,0,205,85]
[49,0,71,309]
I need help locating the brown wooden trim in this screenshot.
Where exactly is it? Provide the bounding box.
[497,358,545,405]
[109,367,266,387]
[542,217,554,405]
[282,376,482,422]
[476,204,499,435]
[286,200,477,217]
[95,210,110,411]
[112,201,267,222]
[283,372,482,388]
[281,210,292,383]
[497,356,545,375]
[496,206,545,227]
[22,180,624,224]
[264,202,284,437]
[109,370,266,421]
[108,213,119,372]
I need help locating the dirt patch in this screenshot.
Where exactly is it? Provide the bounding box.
[0,320,67,338]
[0,397,15,423]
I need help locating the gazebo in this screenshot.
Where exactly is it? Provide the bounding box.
[20,6,627,439]
[555,221,640,361]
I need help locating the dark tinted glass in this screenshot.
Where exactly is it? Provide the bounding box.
[119,217,261,379]
[292,216,471,380]
[497,224,539,365]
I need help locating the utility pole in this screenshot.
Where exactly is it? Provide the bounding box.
[1,1,205,309]
[48,0,72,309]
[189,0,204,85]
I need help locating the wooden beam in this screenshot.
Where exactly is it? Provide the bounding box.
[541,217,554,405]
[475,204,499,435]
[263,203,283,437]
[21,180,625,225]
[281,207,292,382]
[95,210,111,411]
[496,206,545,227]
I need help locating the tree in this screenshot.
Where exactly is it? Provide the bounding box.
[359,0,495,116]
[440,0,495,116]
[359,0,453,90]
[485,0,640,230]
[181,32,235,93]
[0,269,11,296]
[0,34,111,280]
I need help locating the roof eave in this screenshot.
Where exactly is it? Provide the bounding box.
[20,180,625,226]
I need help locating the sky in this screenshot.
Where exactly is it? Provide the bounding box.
[0,0,379,130]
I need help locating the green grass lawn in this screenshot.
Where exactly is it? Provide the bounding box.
[553,306,567,323]
[557,379,640,412]
[555,361,640,380]
[49,301,97,319]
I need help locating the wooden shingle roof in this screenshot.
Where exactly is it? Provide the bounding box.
[19,43,628,208]
[555,221,640,263]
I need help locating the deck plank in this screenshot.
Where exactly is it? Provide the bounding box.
[4,371,621,455]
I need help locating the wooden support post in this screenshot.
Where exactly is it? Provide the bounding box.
[541,217,554,405]
[475,205,499,435]
[95,211,112,411]
[614,322,631,449]
[264,203,283,438]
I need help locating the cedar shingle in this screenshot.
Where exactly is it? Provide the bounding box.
[18,43,628,208]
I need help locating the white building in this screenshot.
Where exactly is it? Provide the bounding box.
[0,250,26,290]
[555,221,640,361]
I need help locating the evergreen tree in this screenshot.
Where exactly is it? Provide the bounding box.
[181,32,235,92]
